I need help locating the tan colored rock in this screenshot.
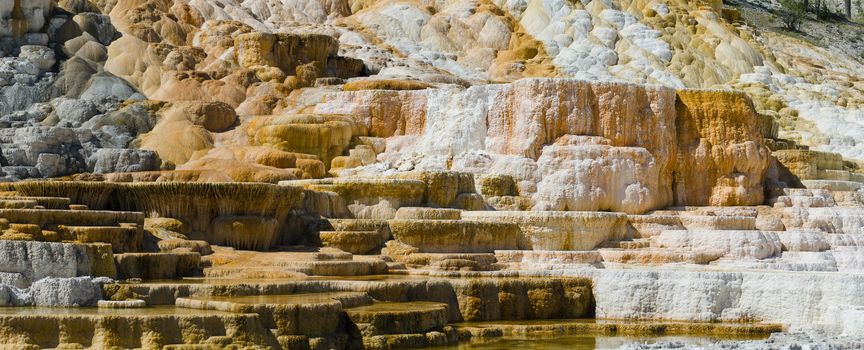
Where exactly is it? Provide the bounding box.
[773,150,846,181]
[393,207,461,220]
[484,196,534,211]
[246,114,354,168]
[203,247,388,277]
[138,119,213,166]
[388,219,521,253]
[391,172,476,208]
[105,169,234,183]
[145,217,191,236]
[161,100,238,132]
[319,231,383,254]
[157,239,213,255]
[283,178,426,219]
[346,301,449,336]
[234,32,338,75]
[343,79,432,91]
[0,208,144,228]
[627,214,685,238]
[320,218,389,233]
[449,277,593,321]
[312,79,774,213]
[598,248,724,265]
[58,225,143,253]
[678,215,757,231]
[13,182,306,247]
[313,89,428,138]
[179,158,305,183]
[462,211,628,251]
[211,215,279,251]
[0,309,278,348]
[673,89,770,207]
[149,71,248,107]
[477,174,517,197]
[114,252,201,280]
[176,292,370,338]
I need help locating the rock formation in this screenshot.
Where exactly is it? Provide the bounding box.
[0,0,862,349]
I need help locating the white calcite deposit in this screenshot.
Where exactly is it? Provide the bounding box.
[589,268,864,327]
[0,240,113,285]
[0,0,861,348]
[313,78,769,214]
[655,230,782,259]
[0,242,113,307]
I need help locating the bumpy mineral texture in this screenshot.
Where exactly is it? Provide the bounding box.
[673,89,770,207]
[0,0,863,349]
[312,78,768,214]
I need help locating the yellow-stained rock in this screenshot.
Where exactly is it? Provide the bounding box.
[461,211,628,251]
[234,32,338,75]
[343,79,433,91]
[674,89,770,207]
[388,219,521,253]
[58,225,143,253]
[246,114,355,168]
[773,149,846,180]
[211,215,280,251]
[114,252,201,280]
[319,231,385,254]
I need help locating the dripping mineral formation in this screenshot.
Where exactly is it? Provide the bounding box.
[0,0,863,348]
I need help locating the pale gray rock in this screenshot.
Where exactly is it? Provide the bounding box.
[84,101,159,148]
[49,97,99,127]
[0,272,27,289]
[617,332,864,349]
[0,166,40,179]
[0,126,93,165]
[74,40,108,62]
[0,241,113,307]
[0,285,12,306]
[0,241,106,285]
[0,102,49,126]
[79,74,145,104]
[27,276,111,306]
[0,6,158,182]
[20,33,49,46]
[0,1,14,38]
[0,276,112,307]
[88,124,134,148]
[0,0,52,38]
[72,13,118,46]
[0,54,55,118]
[35,152,66,177]
[47,15,82,44]
[62,32,98,57]
[18,45,55,71]
[88,148,160,173]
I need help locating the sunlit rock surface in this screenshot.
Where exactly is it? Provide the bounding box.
[309,78,769,213]
[0,0,863,348]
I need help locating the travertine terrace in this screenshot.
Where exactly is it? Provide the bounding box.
[1,0,863,349]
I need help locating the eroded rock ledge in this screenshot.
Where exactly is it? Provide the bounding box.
[303,79,770,214]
